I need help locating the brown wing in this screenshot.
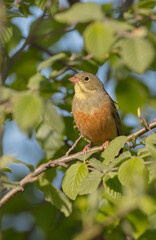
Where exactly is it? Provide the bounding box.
[111,100,122,136]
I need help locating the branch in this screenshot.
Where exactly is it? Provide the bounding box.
[31,42,77,73]
[2,11,47,82]
[119,0,134,18]
[32,27,75,41]
[0,119,156,207]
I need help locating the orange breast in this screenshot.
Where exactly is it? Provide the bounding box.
[73,105,117,145]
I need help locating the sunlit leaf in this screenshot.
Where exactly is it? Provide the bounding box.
[79,171,102,195]
[108,151,131,169]
[146,134,156,160]
[55,2,103,24]
[43,102,64,135]
[121,38,155,74]
[38,53,66,71]
[62,163,88,200]
[118,157,148,187]
[36,122,63,158]
[13,93,43,133]
[84,22,114,61]
[88,158,106,170]
[102,136,128,165]
[0,155,34,172]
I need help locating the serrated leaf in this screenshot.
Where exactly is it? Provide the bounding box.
[38,53,66,71]
[0,155,34,172]
[146,134,156,160]
[102,136,128,165]
[54,2,103,24]
[118,157,148,187]
[62,163,88,200]
[108,151,131,169]
[0,26,13,43]
[121,38,155,74]
[79,171,102,195]
[103,173,122,199]
[88,158,106,170]
[13,93,43,133]
[84,22,114,61]
[37,182,72,216]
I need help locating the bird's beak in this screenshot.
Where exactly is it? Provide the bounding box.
[69,76,79,83]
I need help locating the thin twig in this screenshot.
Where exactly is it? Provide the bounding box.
[0,120,156,207]
[32,27,74,41]
[2,11,47,82]
[31,42,77,73]
[65,135,82,156]
[138,108,155,134]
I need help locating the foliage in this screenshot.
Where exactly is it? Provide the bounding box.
[0,0,156,240]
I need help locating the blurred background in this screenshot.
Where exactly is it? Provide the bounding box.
[1,0,156,239]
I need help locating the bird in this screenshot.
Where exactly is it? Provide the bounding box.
[69,72,122,153]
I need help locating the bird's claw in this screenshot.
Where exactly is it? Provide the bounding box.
[83,142,91,154]
[101,141,110,151]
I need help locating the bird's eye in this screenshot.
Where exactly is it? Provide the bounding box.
[84,76,89,81]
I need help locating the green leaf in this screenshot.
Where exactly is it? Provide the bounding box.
[13,93,43,133]
[44,102,64,135]
[83,22,114,62]
[102,136,128,165]
[35,0,58,14]
[27,73,45,90]
[103,173,122,199]
[108,151,131,169]
[36,123,63,158]
[118,157,148,187]
[0,155,34,172]
[116,77,149,115]
[146,134,156,160]
[37,182,72,217]
[76,150,97,162]
[127,209,148,239]
[1,175,20,190]
[88,158,106,170]
[38,53,66,71]
[0,26,13,43]
[121,38,155,74]
[31,18,65,47]
[140,196,156,215]
[79,171,102,195]
[62,163,88,200]
[147,162,156,183]
[5,23,22,52]
[54,2,103,24]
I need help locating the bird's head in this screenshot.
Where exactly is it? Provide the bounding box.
[69,72,104,98]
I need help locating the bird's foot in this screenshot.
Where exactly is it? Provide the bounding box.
[83,142,91,154]
[101,141,110,151]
